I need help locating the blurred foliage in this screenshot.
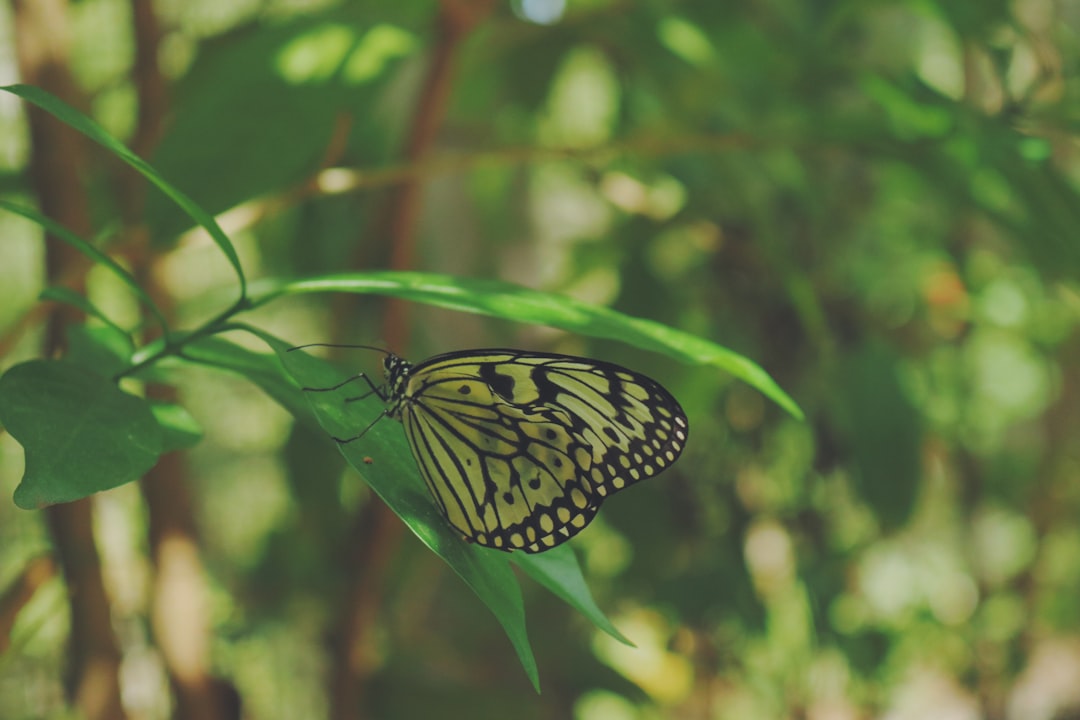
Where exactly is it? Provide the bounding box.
[3,0,1080,718]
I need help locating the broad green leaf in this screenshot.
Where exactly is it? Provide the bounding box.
[256,330,541,691]
[514,547,634,647]
[250,271,803,419]
[0,84,247,297]
[0,360,163,508]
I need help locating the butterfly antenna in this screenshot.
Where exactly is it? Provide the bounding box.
[289,343,392,356]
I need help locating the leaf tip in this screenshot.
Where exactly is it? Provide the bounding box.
[12,480,50,510]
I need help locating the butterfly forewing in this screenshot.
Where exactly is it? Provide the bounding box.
[385,349,688,553]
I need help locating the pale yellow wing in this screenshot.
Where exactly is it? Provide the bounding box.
[398,350,688,553]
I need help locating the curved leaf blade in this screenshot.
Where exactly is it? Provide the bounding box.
[251,271,802,419]
[514,547,634,647]
[0,201,170,333]
[0,84,247,297]
[252,330,541,691]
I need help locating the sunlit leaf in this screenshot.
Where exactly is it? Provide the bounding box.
[251,271,803,420]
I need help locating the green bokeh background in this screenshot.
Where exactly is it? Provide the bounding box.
[2,0,1080,718]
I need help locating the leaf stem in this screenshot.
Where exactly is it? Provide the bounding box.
[115,296,252,380]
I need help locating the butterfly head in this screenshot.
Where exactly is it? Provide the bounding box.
[382,353,413,414]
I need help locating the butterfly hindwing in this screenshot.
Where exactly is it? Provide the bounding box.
[388,349,688,553]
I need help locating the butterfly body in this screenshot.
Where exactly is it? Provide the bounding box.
[379,349,688,553]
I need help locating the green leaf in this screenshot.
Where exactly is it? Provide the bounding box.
[142,333,317,427]
[0,200,170,333]
[0,360,163,508]
[251,330,541,692]
[213,326,631,673]
[0,84,247,297]
[250,271,803,419]
[40,287,133,340]
[514,547,634,647]
[149,401,203,453]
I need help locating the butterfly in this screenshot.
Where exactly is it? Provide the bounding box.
[300,346,688,553]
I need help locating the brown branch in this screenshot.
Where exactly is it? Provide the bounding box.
[116,0,168,233]
[328,3,496,719]
[128,0,168,161]
[44,503,127,720]
[142,446,240,720]
[12,0,127,718]
[335,130,752,195]
[379,0,498,351]
[114,2,240,717]
[12,0,91,342]
[0,555,57,655]
[159,130,753,250]
[328,499,404,720]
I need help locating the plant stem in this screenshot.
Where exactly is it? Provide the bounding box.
[114,295,252,380]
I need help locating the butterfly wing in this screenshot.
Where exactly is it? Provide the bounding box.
[398,350,688,553]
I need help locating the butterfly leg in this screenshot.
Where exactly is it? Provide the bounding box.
[300,374,388,443]
[300,372,385,400]
[332,410,389,445]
